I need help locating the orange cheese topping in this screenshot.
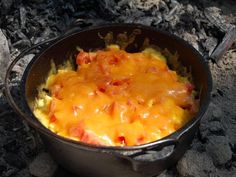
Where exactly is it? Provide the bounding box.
[34,46,198,146]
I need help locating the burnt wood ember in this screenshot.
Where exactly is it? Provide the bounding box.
[0,0,236,177]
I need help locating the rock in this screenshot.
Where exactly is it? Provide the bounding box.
[177,150,216,177]
[206,136,233,166]
[29,152,57,177]
[0,29,10,83]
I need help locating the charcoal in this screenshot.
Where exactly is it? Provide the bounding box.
[208,121,224,135]
[212,106,223,120]
[206,135,233,166]
[186,4,194,14]
[204,7,234,33]
[182,32,199,50]
[177,150,216,177]
[0,29,10,83]
[0,0,235,177]
[19,6,26,28]
[203,37,218,56]
[4,167,19,177]
[4,152,26,169]
[3,139,20,153]
[29,152,57,177]
[14,169,32,177]
[210,51,236,146]
[0,158,7,175]
[0,0,13,15]
[157,170,175,177]
[12,39,31,49]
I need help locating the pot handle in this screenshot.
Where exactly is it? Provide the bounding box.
[124,138,178,172]
[4,37,58,128]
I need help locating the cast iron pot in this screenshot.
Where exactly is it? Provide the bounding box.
[4,24,212,177]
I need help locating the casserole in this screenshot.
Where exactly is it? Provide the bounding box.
[4,24,212,177]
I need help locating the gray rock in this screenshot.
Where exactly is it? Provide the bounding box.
[29,152,57,177]
[177,150,216,177]
[0,29,10,83]
[206,136,233,166]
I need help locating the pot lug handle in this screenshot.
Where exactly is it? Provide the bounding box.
[124,138,177,172]
[4,38,57,128]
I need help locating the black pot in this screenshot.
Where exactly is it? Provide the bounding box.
[4,24,212,177]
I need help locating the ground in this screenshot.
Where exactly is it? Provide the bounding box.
[0,0,236,177]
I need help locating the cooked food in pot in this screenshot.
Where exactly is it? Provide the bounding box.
[33,45,199,146]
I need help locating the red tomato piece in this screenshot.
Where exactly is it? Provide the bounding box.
[186,83,194,93]
[50,114,57,123]
[69,122,85,138]
[112,78,130,86]
[117,136,126,145]
[76,51,91,65]
[80,131,103,145]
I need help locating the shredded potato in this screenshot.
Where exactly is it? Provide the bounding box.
[33,45,199,146]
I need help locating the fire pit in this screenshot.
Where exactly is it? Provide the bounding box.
[0,0,236,177]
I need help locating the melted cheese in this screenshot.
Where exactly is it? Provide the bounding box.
[34,46,198,146]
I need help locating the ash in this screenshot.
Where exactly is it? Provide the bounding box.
[0,0,236,177]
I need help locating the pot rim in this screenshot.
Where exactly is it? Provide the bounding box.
[11,23,213,151]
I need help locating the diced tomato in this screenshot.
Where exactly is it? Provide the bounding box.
[48,100,56,117]
[97,77,112,93]
[112,78,130,86]
[69,121,85,138]
[80,131,103,145]
[76,51,92,65]
[50,114,57,123]
[117,136,126,145]
[109,102,117,116]
[108,53,123,65]
[97,84,107,93]
[103,102,117,116]
[186,83,194,93]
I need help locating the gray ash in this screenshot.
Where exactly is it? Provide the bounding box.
[0,0,236,177]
